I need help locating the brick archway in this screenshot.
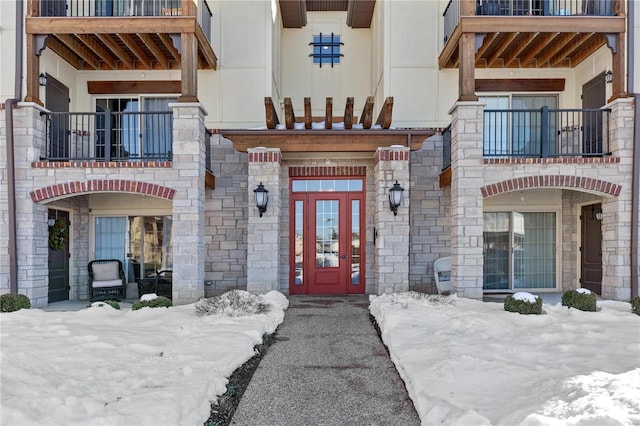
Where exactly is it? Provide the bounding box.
[30,179,175,203]
[480,175,621,198]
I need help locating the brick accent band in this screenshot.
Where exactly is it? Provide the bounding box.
[481,175,622,198]
[30,180,176,202]
[375,150,409,163]
[483,157,620,165]
[248,151,281,163]
[31,161,172,168]
[289,166,367,177]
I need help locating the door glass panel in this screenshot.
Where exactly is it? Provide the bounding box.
[316,200,339,268]
[483,212,510,289]
[514,212,556,289]
[351,200,360,285]
[94,216,127,276]
[295,201,304,285]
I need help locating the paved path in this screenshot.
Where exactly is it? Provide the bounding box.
[231,296,420,426]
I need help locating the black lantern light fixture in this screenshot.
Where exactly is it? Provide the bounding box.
[604,70,613,84]
[38,73,47,86]
[388,180,404,216]
[254,182,269,217]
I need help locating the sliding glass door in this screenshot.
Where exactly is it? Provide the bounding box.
[483,211,557,290]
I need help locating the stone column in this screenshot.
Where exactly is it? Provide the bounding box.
[601,97,634,300]
[6,104,49,307]
[170,102,207,304]
[373,146,410,295]
[246,148,282,293]
[450,101,484,299]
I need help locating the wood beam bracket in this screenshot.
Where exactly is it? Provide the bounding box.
[475,33,486,53]
[605,33,617,54]
[35,34,48,56]
[170,34,182,54]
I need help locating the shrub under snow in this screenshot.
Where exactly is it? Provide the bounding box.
[504,292,543,315]
[195,289,271,317]
[562,289,597,312]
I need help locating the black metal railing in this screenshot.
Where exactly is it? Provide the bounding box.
[39,0,213,21]
[443,0,616,43]
[204,127,212,173]
[442,124,452,170]
[199,0,212,42]
[483,108,610,158]
[42,110,173,161]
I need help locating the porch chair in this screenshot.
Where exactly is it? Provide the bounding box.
[433,256,453,295]
[88,259,126,302]
[155,270,173,300]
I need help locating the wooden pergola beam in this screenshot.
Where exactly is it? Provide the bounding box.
[264,97,279,129]
[359,96,374,129]
[304,97,312,129]
[487,32,518,68]
[46,36,83,69]
[325,97,333,129]
[375,97,393,129]
[284,97,296,129]
[344,97,354,129]
[158,33,181,66]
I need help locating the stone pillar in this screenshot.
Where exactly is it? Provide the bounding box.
[170,103,207,304]
[374,146,410,295]
[246,148,282,293]
[450,101,484,299]
[6,104,49,307]
[601,98,634,300]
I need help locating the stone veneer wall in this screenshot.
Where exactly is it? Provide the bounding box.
[409,133,451,293]
[204,134,248,296]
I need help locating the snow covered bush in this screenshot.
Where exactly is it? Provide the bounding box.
[630,297,640,316]
[195,289,270,317]
[562,289,597,312]
[132,295,172,310]
[504,292,542,315]
[0,294,31,312]
[90,300,120,310]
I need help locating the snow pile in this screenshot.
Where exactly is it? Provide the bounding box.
[576,288,592,295]
[0,291,288,425]
[513,292,538,303]
[370,292,640,426]
[194,289,288,317]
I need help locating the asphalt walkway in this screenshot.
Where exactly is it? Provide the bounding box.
[230,296,420,426]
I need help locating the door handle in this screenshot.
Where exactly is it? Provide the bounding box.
[340,255,347,259]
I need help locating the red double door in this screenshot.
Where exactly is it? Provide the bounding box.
[290,189,364,295]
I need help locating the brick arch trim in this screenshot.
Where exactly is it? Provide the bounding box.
[30,180,175,203]
[481,175,621,198]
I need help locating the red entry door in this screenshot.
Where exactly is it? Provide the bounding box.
[290,189,364,295]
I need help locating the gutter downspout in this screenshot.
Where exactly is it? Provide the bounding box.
[629,0,639,299]
[5,0,24,294]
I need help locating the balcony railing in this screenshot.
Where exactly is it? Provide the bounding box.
[42,110,173,161]
[483,108,610,157]
[39,0,212,39]
[443,0,616,43]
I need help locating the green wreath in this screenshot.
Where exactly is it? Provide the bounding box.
[48,218,68,251]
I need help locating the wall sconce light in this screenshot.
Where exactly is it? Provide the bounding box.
[48,218,56,227]
[388,180,405,216]
[595,210,603,221]
[591,205,603,221]
[254,182,269,217]
[39,73,47,86]
[604,70,613,84]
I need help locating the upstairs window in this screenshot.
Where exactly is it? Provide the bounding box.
[310,33,343,67]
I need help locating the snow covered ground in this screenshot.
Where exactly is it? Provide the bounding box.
[1,291,639,426]
[369,293,640,426]
[0,291,288,426]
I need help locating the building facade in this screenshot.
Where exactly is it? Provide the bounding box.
[1,0,638,307]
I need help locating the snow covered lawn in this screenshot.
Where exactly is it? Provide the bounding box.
[370,293,640,426]
[0,291,288,426]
